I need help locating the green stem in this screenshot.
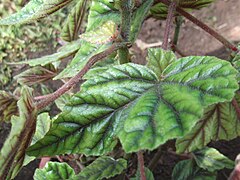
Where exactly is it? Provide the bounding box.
[118,47,130,64]
[172,16,183,46]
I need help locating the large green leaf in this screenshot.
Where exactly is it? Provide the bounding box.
[172,159,216,180]
[0,0,73,25]
[16,39,82,66]
[54,41,111,79]
[193,147,234,172]
[87,0,120,31]
[176,102,240,153]
[61,0,89,42]
[74,156,127,180]
[27,56,238,156]
[34,162,76,180]
[147,48,177,78]
[0,87,37,180]
[0,91,18,122]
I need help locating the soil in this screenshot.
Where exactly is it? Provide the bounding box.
[1,0,240,179]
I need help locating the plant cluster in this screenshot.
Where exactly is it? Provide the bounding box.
[0,0,240,179]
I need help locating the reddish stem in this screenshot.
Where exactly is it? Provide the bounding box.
[36,43,122,110]
[232,98,240,119]
[158,0,238,52]
[162,0,177,50]
[137,151,146,180]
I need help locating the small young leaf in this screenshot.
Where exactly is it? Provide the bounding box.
[0,87,37,180]
[14,64,57,86]
[147,48,177,78]
[87,0,120,32]
[61,0,90,42]
[34,162,76,180]
[0,91,18,122]
[0,0,73,25]
[74,156,127,180]
[172,159,216,180]
[131,167,154,180]
[176,102,240,153]
[193,147,234,172]
[130,0,154,42]
[16,40,82,66]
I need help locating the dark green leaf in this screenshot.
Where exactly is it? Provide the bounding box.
[0,87,37,180]
[74,156,127,180]
[34,162,76,180]
[27,56,238,156]
[172,159,216,180]
[176,102,240,153]
[193,147,234,172]
[0,0,73,25]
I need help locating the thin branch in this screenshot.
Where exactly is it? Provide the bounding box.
[137,151,146,180]
[157,0,238,52]
[36,43,122,110]
[162,0,177,50]
[148,147,162,171]
[172,16,183,47]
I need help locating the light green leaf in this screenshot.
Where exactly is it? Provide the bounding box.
[24,113,51,166]
[34,162,76,180]
[54,41,111,79]
[74,156,127,180]
[147,48,177,78]
[16,40,82,66]
[0,87,37,180]
[131,167,154,180]
[27,56,238,156]
[87,0,120,31]
[172,159,216,180]
[193,147,234,172]
[176,102,240,153]
[61,0,90,42]
[0,91,18,122]
[130,0,154,42]
[0,0,73,25]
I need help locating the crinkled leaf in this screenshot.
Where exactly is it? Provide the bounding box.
[172,159,216,180]
[130,0,154,42]
[16,40,82,66]
[74,156,127,180]
[150,0,215,20]
[147,48,177,78]
[87,0,120,31]
[0,0,73,25]
[0,87,37,180]
[34,162,76,180]
[55,93,72,111]
[176,102,240,153]
[61,0,90,42]
[54,41,111,79]
[193,147,234,172]
[0,91,18,122]
[131,167,154,180]
[27,55,238,156]
[14,64,57,86]
[24,113,51,166]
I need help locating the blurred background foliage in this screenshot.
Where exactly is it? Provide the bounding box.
[0,0,66,89]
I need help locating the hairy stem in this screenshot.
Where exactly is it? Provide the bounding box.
[157,0,238,51]
[232,98,240,120]
[172,16,183,47]
[162,0,177,50]
[138,151,146,180]
[36,43,122,110]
